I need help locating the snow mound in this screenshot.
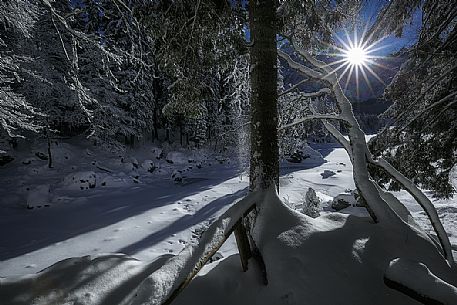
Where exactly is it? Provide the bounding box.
[331,192,357,211]
[173,194,457,305]
[385,258,457,305]
[62,171,97,190]
[166,151,188,164]
[0,254,170,305]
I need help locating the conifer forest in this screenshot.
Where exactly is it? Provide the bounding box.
[1,1,456,304]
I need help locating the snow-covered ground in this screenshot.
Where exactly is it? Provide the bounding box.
[1,138,456,304]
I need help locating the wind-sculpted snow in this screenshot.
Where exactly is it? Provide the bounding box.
[385,258,457,305]
[173,193,457,305]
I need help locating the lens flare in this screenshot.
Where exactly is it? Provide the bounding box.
[344,47,368,66]
[320,27,391,99]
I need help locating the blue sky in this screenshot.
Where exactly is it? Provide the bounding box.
[358,0,422,55]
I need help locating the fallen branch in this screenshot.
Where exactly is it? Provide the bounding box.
[130,191,263,305]
[384,258,457,305]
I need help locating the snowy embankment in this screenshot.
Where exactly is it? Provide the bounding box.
[1,139,456,305]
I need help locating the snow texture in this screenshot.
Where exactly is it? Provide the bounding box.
[385,258,457,305]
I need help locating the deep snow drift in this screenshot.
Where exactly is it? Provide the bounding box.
[1,139,456,305]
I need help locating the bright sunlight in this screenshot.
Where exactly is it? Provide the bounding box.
[344,46,368,66]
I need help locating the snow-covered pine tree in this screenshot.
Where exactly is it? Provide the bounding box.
[369,0,457,198]
[19,1,89,139]
[72,0,157,147]
[0,0,42,152]
[141,0,246,147]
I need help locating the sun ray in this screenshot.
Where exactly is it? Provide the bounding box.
[364,64,386,85]
[325,27,389,97]
[344,28,355,49]
[324,61,351,79]
[337,62,353,83]
[325,58,349,66]
[360,66,375,96]
[333,32,352,51]
[355,65,360,100]
[364,43,393,54]
[344,65,355,92]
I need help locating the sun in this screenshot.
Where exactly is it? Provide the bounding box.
[321,28,390,99]
[344,46,368,66]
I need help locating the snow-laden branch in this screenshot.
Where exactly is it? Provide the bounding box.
[368,156,455,265]
[299,88,332,97]
[278,78,310,97]
[277,50,325,80]
[401,90,457,131]
[281,36,455,265]
[280,39,413,226]
[130,191,263,305]
[320,120,352,154]
[279,113,345,131]
[384,258,457,305]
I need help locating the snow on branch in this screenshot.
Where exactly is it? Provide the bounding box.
[384,258,457,305]
[279,78,310,96]
[278,50,325,80]
[401,91,457,131]
[279,113,345,131]
[130,191,263,305]
[368,156,455,265]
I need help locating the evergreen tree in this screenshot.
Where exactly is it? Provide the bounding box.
[0,0,42,150]
[369,0,457,198]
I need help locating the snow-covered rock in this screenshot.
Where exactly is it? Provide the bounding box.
[331,192,357,211]
[152,147,164,159]
[34,151,48,161]
[141,160,157,173]
[0,154,14,166]
[302,187,321,218]
[100,176,128,188]
[321,169,336,179]
[166,151,188,164]
[171,170,184,183]
[121,156,139,169]
[63,171,97,190]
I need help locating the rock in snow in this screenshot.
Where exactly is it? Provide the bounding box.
[63,171,97,190]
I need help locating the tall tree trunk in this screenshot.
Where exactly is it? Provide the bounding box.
[249,0,279,191]
[234,0,278,281]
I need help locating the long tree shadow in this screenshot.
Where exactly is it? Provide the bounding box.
[1,159,329,262]
[0,168,241,261]
[118,188,248,256]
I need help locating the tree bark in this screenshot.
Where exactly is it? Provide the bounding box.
[232,0,278,282]
[248,0,279,191]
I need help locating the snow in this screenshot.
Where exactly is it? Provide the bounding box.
[173,192,456,305]
[1,138,456,304]
[385,258,457,305]
[26,184,51,209]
